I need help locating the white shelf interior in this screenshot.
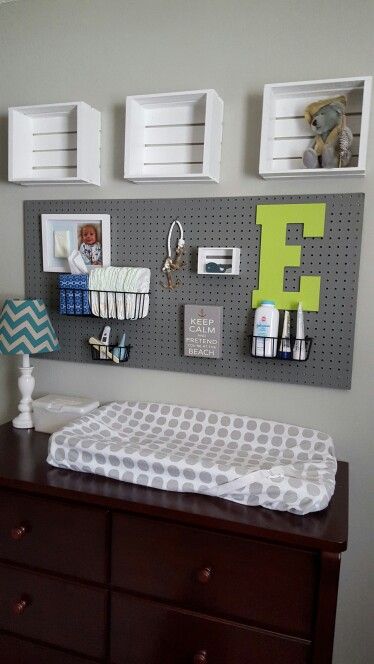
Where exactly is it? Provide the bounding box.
[8,102,101,185]
[198,247,241,275]
[259,76,372,178]
[124,89,223,183]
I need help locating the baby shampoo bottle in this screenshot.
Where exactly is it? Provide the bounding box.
[252,300,279,357]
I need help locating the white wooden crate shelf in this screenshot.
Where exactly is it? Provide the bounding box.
[9,102,101,185]
[198,247,241,275]
[259,76,372,179]
[124,89,223,183]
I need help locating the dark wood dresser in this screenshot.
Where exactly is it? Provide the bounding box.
[0,423,348,664]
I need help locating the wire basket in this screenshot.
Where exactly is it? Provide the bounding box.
[59,288,150,320]
[249,336,312,361]
[90,342,132,364]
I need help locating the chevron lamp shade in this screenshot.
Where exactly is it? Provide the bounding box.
[0,299,59,355]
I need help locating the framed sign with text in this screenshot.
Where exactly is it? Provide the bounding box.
[184,305,223,359]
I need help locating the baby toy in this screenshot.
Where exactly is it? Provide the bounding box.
[302,95,353,169]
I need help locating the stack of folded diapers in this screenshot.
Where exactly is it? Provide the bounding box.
[89,267,150,319]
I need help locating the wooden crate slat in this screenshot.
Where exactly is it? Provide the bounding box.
[274,115,362,138]
[33,150,77,168]
[32,113,77,134]
[272,155,359,171]
[272,157,304,171]
[144,124,205,145]
[275,88,363,118]
[33,133,78,151]
[273,135,360,159]
[144,144,204,164]
[144,104,206,127]
[29,167,78,179]
[142,163,204,176]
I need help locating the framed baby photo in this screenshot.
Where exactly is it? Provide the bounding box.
[41,214,111,272]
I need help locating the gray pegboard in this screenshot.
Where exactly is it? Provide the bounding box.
[24,194,364,389]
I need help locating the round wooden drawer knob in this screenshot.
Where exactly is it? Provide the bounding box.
[197,566,213,584]
[12,597,30,616]
[194,650,208,664]
[11,525,28,541]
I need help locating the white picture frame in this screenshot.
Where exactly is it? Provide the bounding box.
[41,214,111,272]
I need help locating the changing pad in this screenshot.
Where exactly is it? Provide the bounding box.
[47,401,337,515]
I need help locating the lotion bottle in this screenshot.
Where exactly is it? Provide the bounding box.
[252,301,279,357]
[278,310,292,359]
[293,302,306,360]
[112,332,127,362]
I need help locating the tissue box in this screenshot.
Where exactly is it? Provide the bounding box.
[58,274,90,315]
[33,394,100,433]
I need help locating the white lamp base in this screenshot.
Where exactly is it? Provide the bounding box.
[12,355,35,429]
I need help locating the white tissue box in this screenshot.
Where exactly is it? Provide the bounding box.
[33,394,100,434]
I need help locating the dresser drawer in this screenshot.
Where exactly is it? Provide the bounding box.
[0,564,107,658]
[111,592,311,664]
[0,489,107,582]
[112,513,317,637]
[0,632,95,664]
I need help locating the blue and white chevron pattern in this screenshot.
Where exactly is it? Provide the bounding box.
[0,299,59,355]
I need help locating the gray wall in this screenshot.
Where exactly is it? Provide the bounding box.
[0,1,373,661]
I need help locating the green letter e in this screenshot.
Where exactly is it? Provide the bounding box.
[252,203,326,311]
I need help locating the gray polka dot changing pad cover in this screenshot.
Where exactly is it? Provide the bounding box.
[47,401,337,516]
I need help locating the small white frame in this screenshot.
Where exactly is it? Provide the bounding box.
[198,247,241,275]
[9,102,101,185]
[259,76,372,178]
[41,214,111,273]
[124,89,224,183]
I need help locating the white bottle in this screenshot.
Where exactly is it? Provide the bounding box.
[252,301,279,357]
[293,302,306,361]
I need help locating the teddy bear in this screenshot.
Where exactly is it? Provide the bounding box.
[302,95,353,169]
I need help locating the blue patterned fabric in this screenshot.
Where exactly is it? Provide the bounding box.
[58,274,90,315]
[0,299,59,355]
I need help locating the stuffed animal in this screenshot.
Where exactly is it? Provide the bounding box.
[302,95,353,169]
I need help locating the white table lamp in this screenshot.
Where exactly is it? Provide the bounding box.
[0,299,59,428]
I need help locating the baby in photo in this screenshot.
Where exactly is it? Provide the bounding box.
[78,224,102,266]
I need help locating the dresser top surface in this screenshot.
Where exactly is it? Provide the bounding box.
[0,422,348,552]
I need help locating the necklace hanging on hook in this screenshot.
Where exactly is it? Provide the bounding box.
[160,219,186,290]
